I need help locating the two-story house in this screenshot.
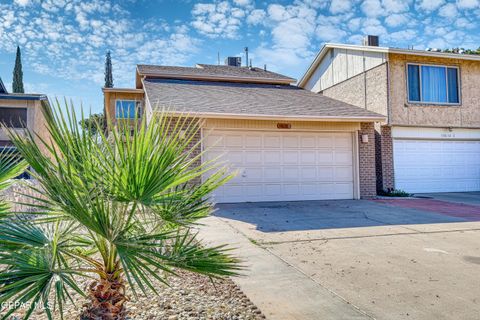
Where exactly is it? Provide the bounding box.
[299,36,480,194]
[0,77,49,158]
[103,61,385,203]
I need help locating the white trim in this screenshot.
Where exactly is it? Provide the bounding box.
[392,126,480,140]
[353,131,360,200]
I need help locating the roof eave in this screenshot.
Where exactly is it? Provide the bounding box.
[102,87,144,93]
[0,94,47,101]
[153,110,386,123]
[140,73,296,85]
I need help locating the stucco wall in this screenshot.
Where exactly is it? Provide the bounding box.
[0,99,50,154]
[321,63,388,117]
[389,53,480,128]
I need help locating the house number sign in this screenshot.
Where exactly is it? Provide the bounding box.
[277,123,291,129]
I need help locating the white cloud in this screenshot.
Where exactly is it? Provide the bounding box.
[362,18,388,36]
[457,0,480,9]
[13,0,30,6]
[316,25,347,41]
[385,13,409,27]
[361,0,384,17]
[438,3,458,18]
[329,0,352,14]
[191,1,249,39]
[246,9,266,25]
[381,0,411,13]
[417,0,445,11]
[233,0,252,7]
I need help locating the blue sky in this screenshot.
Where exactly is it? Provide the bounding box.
[1,0,479,114]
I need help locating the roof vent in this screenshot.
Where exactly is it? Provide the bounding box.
[363,35,379,47]
[225,57,241,67]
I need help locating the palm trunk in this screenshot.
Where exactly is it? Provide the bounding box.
[80,274,128,320]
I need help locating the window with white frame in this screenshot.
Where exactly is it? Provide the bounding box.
[407,64,460,104]
[115,100,142,119]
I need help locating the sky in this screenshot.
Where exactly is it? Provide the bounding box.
[1,0,480,114]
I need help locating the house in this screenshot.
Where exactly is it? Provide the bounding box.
[299,36,480,194]
[103,61,385,203]
[0,77,49,154]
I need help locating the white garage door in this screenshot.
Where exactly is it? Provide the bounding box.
[394,139,480,193]
[203,130,354,203]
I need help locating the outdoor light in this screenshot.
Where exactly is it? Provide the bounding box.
[361,134,369,143]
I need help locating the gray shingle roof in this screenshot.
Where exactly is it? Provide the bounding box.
[143,79,384,121]
[137,64,295,83]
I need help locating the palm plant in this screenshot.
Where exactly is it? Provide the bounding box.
[0,101,240,320]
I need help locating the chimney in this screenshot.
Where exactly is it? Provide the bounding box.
[363,35,379,47]
[244,47,249,67]
[224,57,241,67]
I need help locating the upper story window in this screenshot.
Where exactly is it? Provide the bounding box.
[0,107,27,128]
[407,64,460,105]
[115,100,142,119]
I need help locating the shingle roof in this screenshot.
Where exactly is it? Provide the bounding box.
[137,64,295,84]
[0,78,7,94]
[143,79,385,121]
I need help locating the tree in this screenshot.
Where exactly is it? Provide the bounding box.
[105,51,113,88]
[0,101,240,319]
[12,46,24,93]
[79,113,106,135]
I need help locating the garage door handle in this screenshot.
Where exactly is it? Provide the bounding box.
[242,171,247,177]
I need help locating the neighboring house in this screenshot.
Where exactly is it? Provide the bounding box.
[103,62,384,203]
[299,36,480,194]
[0,77,49,151]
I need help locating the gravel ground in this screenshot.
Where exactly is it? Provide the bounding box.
[7,271,265,320]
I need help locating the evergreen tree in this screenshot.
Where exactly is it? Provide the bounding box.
[104,50,113,88]
[12,46,24,93]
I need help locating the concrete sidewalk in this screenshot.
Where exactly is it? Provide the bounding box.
[198,216,374,320]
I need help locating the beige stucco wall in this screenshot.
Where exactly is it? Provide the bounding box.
[0,99,50,154]
[389,53,480,128]
[321,63,388,117]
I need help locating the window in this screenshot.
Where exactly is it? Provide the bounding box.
[407,64,460,104]
[115,100,142,119]
[0,107,27,128]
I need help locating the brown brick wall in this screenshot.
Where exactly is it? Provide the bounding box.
[358,122,377,198]
[380,125,394,191]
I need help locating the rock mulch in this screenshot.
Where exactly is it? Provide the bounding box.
[7,271,265,320]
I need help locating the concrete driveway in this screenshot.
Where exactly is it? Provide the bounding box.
[200,193,480,320]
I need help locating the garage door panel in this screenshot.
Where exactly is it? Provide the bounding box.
[335,151,353,165]
[318,151,334,164]
[264,151,281,164]
[204,130,354,203]
[244,135,262,147]
[283,167,300,181]
[335,167,354,180]
[283,151,299,164]
[245,151,262,164]
[394,139,480,193]
[264,136,281,148]
[318,167,334,180]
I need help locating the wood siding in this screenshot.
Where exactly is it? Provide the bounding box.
[303,48,387,93]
